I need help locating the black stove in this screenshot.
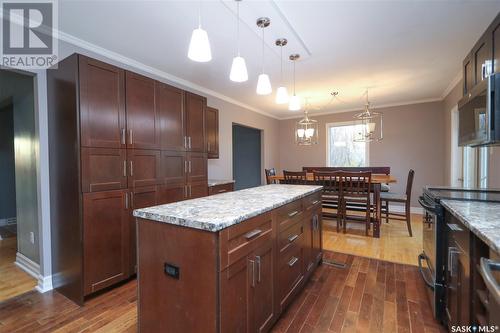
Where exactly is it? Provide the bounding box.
[424,187,500,203]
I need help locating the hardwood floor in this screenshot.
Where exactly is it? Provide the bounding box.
[323,214,423,266]
[0,251,444,332]
[0,237,37,302]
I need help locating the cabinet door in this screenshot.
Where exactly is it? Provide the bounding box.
[463,54,473,96]
[125,72,160,149]
[493,18,500,74]
[81,147,127,193]
[187,152,207,184]
[158,184,187,204]
[157,83,186,151]
[160,151,186,187]
[79,56,126,149]
[311,209,322,265]
[253,241,275,333]
[188,181,208,199]
[127,149,162,188]
[83,190,129,295]
[185,92,206,152]
[220,255,252,333]
[473,36,491,86]
[206,106,219,158]
[129,186,157,275]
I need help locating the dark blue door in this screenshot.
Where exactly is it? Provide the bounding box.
[232,124,261,190]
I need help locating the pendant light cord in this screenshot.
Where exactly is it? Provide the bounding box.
[261,28,265,73]
[280,46,283,83]
[236,1,240,56]
[198,0,202,28]
[293,60,296,95]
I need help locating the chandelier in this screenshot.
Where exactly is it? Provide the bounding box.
[353,90,383,142]
[295,108,319,145]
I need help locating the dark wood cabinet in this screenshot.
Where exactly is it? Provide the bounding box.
[208,182,234,196]
[81,147,127,192]
[83,190,129,296]
[187,152,207,183]
[127,149,162,188]
[125,72,160,149]
[252,240,276,333]
[157,83,185,151]
[160,150,186,187]
[493,15,500,74]
[79,57,126,149]
[463,54,473,96]
[206,106,219,159]
[189,181,209,199]
[473,36,491,86]
[185,92,206,152]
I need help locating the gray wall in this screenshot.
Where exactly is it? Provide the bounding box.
[0,105,17,220]
[279,101,447,207]
[0,70,39,263]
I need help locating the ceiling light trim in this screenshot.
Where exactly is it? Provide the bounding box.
[56,30,279,120]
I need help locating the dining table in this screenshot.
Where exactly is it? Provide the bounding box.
[268,173,397,238]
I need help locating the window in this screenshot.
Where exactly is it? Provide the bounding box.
[463,146,489,188]
[326,122,368,167]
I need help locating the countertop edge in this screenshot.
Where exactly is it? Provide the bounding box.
[133,186,323,232]
[441,200,500,254]
[208,179,235,187]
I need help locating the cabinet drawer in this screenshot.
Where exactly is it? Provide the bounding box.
[208,183,234,196]
[302,192,321,211]
[279,242,304,309]
[278,220,303,253]
[276,200,303,231]
[219,212,273,270]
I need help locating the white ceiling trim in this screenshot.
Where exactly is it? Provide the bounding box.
[280,97,443,120]
[56,30,280,120]
[440,71,462,100]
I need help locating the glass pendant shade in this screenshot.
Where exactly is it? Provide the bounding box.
[188,27,212,62]
[353,91,383,142]
[289,94,301,111]
[230,56,248,82]
[295,111,319,145]
[256,74,272,95]
[275,86,289,104]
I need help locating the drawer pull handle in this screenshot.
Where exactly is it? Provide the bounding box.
[311,200,320,205]
[288,234,299,243]
[288,210,299,218]
[288,257,299,267]
[244,229,262,240]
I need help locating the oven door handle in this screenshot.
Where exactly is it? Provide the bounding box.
[480,257,500,306]
[418,197,436,213]
[418,253,435,290]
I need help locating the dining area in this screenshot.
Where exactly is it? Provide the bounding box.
[265,166,415,240]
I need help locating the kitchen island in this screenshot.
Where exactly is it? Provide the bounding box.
[133,184,323,332]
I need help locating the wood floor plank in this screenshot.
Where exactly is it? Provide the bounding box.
[348,272,366,313]
[355,293,373,332]
[342,311,358,333]
[285,293,318,333]
[395,280,411,333]
[383,300,397,333]
[329,285,354,332]
[385,262,397,303]
[408,300,426,333]
[312,295,340,333]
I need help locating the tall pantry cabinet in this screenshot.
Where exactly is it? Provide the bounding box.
[48,54,208,304]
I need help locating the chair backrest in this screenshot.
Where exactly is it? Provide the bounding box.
[303,166,390,175]
[313,171,342,195]
[283,170,307,185]
[339,171,372,198]
[265,168,277,184]
[405,169,415,203]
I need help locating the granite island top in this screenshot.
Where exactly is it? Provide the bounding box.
[441,200,500,254]
[133,184,323,232]
[207,179,235,187]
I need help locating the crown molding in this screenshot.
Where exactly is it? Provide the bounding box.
[279,97,443,120]
[56,31,280,120]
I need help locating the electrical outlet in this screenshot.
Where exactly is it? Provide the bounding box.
[29,232,35,244]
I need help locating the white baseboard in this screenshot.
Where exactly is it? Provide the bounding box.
[15,252,53,293]
[386,205,423,215]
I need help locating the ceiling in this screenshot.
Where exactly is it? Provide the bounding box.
[57,1,500,119]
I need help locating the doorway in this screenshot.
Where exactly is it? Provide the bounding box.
[0,69,39,302]
[232,124,262,190]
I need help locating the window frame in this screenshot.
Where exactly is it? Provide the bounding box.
[325,121,370,168]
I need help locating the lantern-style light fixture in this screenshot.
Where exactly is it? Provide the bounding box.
[353,90,383,142]
[275,38,289,104]
[229,0,248,82]
[295,106,319,146]
[187,1,212,62]
[256,17,272,95]
[288,54,301,111]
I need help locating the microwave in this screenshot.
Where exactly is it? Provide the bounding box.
[458,73,500,146]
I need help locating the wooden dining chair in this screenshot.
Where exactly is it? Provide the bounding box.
[283,170,307,185]
[338,171,372,236]
[381,169,415,236]
[265,168,277,184]
[313,171,342,231]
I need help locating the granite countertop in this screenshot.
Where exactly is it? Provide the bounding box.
[208,179,235,187]
[133,184,322,232]
[441,200,500,254]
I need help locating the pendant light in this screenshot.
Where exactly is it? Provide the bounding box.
[295,109,319,145]
[188,1,212,62]
[289,54,301,110]
[229,0,248,82]
[353,90,384,142]
[256,17,272,95]
[275,38,289,104]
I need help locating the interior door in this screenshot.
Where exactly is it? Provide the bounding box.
[232,124,262,190]
[157,82,185,151]
[125,72,160,149]
[79,56,126,149]
[185,92,206,152]
[253,241,275,333]
[83,190,129,295]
